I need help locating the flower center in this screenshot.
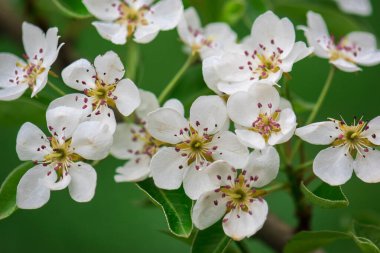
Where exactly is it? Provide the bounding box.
[13,60,45,88]
[84,80,117,110]
[116,2,150,37]
[331,118,375,158]
[130,126,162,158]
[319,35,361,63]
[250,107,281,141]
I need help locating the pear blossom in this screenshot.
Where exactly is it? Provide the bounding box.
[177,7,237,59]
[227,83,297,150]
[146,95,249,199]
[16,97,113,209]
[61,51,141,134]
[111,89,184,182]
[0,22,63,101]
[192,147,279,240]
[334,0,372,16]
[296,116,380,185]
[202,11,312,95]
[82,0,183,45]
[298,11,380,72]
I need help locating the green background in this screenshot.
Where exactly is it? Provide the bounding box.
[1,0,380,252]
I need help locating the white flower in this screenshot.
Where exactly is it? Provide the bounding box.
[0,22,63,101]
[16,97,113,209]
[62,51,141,134]
[202,11,312,95]
[146,95,249,200]
[298,11,380,72]
[83,0,183,45]
[296,116,380,185]
[334,0,372,16]
[192,147,279,240]
[177,7,237,59]
[111,89,184,182]
[227,83,297,150]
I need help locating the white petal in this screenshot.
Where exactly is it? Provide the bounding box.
[295,121,340,145]
[151,0,183,30]
[135,89,159,119]
[354,149,380,183]
[110,123,145,159]
[190,95,227,135]
[16,165,50,209]
[88,106,117,135]
[362,116,380,145]
[22,22,47,60]
[113,78,140,116]
[68,162,97,202]
[281,42,313,72]
[223,199,268,240]
[94,51,125,84]
[0,84,28,101]
[235,129,266,150]
[244,147,280,188]
[163,99,184,116]
[61,59,96,91]
[146,108,188,144]
[335,0,372,16]
[0,53,24,88]
[44,169,72,190]
[204,160,237,187]
[313,146,354,186]
[215,52,251,83]
[227,91,260,127]
[192,190,227,230]
[16,122,52,161]
[267,108,297,146]
[210,131,249,168]
[330,58,361,72]
[83,0,120,21]
[31,70,49,97]
[177,7,201,45]
[183,164,217,200]
[43,27,64,67]
[150,147,188,189]
[133,23,160,44]
[114,155,151,182]
[355,51,380,66]
[71,121,113,160]
[92,21,127,45]
[48,93,93,121]
[202,55,223,94]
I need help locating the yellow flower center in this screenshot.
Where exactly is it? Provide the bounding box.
[116,2,150,37]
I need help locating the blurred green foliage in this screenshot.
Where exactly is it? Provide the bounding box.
[1,0,380,252]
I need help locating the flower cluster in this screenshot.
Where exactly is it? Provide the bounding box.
[2,0,380,244]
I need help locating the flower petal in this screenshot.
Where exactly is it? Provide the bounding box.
[43,27,64,67]
[133,23,160,44]
[177,7,201,46]
[16,122,52,161]
[31,70,49,97]
[71,121,113,160]
[335,0,372,16]
[330,58,361,72]
[192,190,227,230]
[83,0,120,21]
[88,106,117,135]
[16,165,50,209]
[61,59,96,91]
[150,147,188,189]
[267,108,297,146]
[110,123,145,159]
[135,89,159,120]
[354,149,380,183]
[210,131,249,168]
[295,121,340,145]
[94,51,125,84]
[362,116,380,145]
[190,95,228,135]
[183,164,217,200]
[114,155,151,182]
[0,84,28,101]
[146,108,188,144]
[244,146,280,188]
[222,199,268,240]
[235,129,266,150]
[68,162,97,202]
[22,22,47,60]
[227,91,260,127]
[92,21,127,45]
[113,78,140,116]
[204,160,237,188]
[44,168,72,190]
[163,99,184,116]
[151,0,183,30]
[0,53,24,88]
[313,146,354,185]
[202,55,223,94]
[281,41,313,72]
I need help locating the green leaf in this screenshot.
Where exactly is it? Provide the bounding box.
[52,0,91,19]
[191,222,232,253]
[0,162,34,220]
[284,230,351,253]
[353,222,380,249]
[301,181,349,208]
[354,237,380,253]
[136,178,193,238]
[220,0,246,25]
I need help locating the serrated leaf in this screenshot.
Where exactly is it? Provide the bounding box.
[353,222,380,249]
[191,222,232,253]
[52,0,91,19]
[284,230,351,253]
[136,178,193,238]
[0,162,34,220]
[301,181,349,208]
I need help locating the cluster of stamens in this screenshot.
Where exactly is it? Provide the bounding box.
[250,103,281,141]
[239,39,284,80]
[83,79,118,111]
[187,26,214,53]
[330,117,375,158]
[113,2,150,37]
[318,35,362,63]
[128,124,162,163]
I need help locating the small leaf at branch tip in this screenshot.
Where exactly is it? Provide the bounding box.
[300,181,349,208]
[136,178,193,238]
[52,0,91,19]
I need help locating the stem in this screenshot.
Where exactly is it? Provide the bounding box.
[47,80,66,96]
[235,240,250,253]
[126,40,139,81]
[158,54,195,104]
[295,160,313,171]
[263,183,289,194]
[290,66,336,162]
